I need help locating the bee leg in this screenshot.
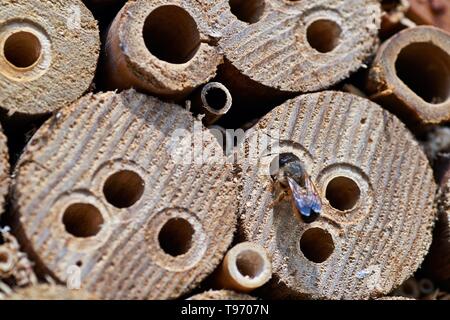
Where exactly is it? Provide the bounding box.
[268,190,288,210]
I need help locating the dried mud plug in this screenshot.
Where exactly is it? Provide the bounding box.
[0,0,99,116]
[104,0,224,100]
[367,26,450,125]
[11,90,237,300]
[220,0,381,93]
[236,91,436,299]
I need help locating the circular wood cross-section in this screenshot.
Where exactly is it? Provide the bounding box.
[11,90,237,299]
[220,0,380,93]
[0,0,99,115]
[236,91,436,299]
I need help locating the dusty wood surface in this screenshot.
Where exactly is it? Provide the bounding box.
[219,0,380,93]
[188,290,256,300]
[235,91,436,299]
[0,125,8,217]
[367,26,450,125]
[3,284,96,300]
[103,0,224,100]
[0,0,99,115]
[10,90,237,299]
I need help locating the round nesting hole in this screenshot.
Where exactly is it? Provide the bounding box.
[204,86,229,111]
[3,31,42,68]
[143,5,201,64]
[395,42,450,104]
[103,170,144,209]
[325,176,360,211]
[307,19,342,53]
[229,0,265,24]
[62,203,104,238]
[158,218,195,257]
[235,249,265,279]
[300,228,334,263]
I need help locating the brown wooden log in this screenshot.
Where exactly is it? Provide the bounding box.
[0,0,99,116]
[235,91,436,300]
[219,0,381,94]
[367,26,450,126]
[188,290,256,301]
[103,0,224,100]
[3,284,96,300]
[10,90,237,300]
[0,125,8,217]
[211,242,272,293]
[407,0,450,33]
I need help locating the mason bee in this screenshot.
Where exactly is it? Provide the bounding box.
[271,153,322,223]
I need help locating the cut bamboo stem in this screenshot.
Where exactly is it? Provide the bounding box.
[192,82,233,126]
[0,0,99,116]
[10,90,237,300]
[236,91,436,299]
[103,0,223,100]
[211,242,272,293]
[219,0,380,94]
[367,26,450,125]
[188,290,256,301]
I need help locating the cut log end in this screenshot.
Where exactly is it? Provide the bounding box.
[4,284,96,300]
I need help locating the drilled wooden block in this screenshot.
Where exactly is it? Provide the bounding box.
[0,125,8,217]
[3,284,96,300]
[236,91,436,299]
[220,0,380,93]
[188,290,256,300]
[367,26,450,125]
[11,90,237,300]
[0,0,99,115]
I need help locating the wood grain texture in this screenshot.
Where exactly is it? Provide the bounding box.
[0,0,99,115]
[3,284,96,300]
[188,290,256,300]
[219,0,381,93]
[235,91,436,299]
[0,124,8,217]
[367,26,450,125]
[11,90,237,300]
[104,0,225,100]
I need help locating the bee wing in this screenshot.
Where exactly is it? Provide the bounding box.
[287,176,322,217]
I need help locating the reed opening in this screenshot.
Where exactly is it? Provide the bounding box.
[103,170,144,209]
[395,42,450,104]
[326,176,360,211]
[158,218,195,257]
[143,5,201,64]
[229,0,265,24]
[300,228,334,263]
[3,31,41,68]
[62,203,104,238]
[307,19,342,53]
[235,249,265,279]
[205,87,228,111]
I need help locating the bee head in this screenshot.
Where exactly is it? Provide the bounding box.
[270,153,305,187]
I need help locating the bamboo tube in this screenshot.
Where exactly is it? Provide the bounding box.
[0,0,99,116]
[191,82,233,127]
[3,284,96,300]
[367,26,450,126]
[212,242,272,293]
[219,0,380,94]
[103,0,224,100]
[10,90,237,300]
[235,91,436,300]
[0,125,8,217]
[188,290,256,301]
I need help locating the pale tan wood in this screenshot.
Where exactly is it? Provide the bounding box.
[236,91,436,300]
[0,0,99,115]
[104,0,224,100]
[376,296,415,300]
[3,284,96,300]
[10,90,237,300]
[188,290,256,301]
[219,0,381,94]
[0,124,8,217]
[211,242,272,293]
[367,26,450,125]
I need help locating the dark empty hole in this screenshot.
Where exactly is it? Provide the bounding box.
[326,176,360,211]
[419,279,434,294]
[103,170,144,208]
[62,203,104,238]
[300,228,334,263]
[307,19,342,53]
[229,0,265,24]
[235,250,264,278]
[0,252,9,264]
[3,31,41,68]
[158,218,194,257]
[143,5,200,64]
[395,42,450,104]
[205,87,228,111]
